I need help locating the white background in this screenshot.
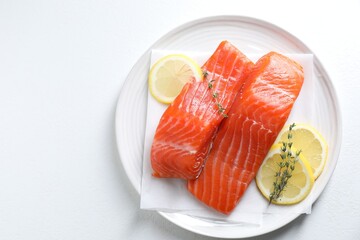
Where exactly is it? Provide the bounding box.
[1,0,359,239]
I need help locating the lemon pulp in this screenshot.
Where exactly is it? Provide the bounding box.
[277,124,328,179]
[148,54,203,104]
[256,144,314,205]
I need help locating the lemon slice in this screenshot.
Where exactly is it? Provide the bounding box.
[256,144,314,205]
[277,124,328,179]
[148,54,203,104]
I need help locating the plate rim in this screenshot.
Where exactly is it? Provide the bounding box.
[115,15,342,238]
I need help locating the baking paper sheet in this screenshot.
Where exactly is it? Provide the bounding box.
[140,49,314,225]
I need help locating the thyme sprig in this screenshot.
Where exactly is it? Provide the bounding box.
[203,70,228,118]
[208,79,215,89]
[202,70,209,78]
[269,123,301,204]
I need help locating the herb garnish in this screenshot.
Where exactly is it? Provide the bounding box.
[208,79,215,89]
[269,123,301,203]
[202,70,209,78]
[203,70,228,118]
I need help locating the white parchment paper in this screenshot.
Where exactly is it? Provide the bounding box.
[140,50,314,225]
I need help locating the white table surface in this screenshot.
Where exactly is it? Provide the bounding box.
[1,0,359,239]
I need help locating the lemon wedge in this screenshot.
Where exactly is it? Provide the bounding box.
[148,54,203,104]
[256,144,314,205]
[277,124,328,179]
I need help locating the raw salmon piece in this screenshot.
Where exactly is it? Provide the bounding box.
[151,41,254,179]
[188,52,304,214]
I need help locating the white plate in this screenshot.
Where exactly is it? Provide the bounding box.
[115,16,342,238]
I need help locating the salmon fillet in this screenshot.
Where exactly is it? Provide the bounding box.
[188,52,304,214]
[151,41,254,179]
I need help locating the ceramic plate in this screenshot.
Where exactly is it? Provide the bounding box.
[115,16,341,238]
